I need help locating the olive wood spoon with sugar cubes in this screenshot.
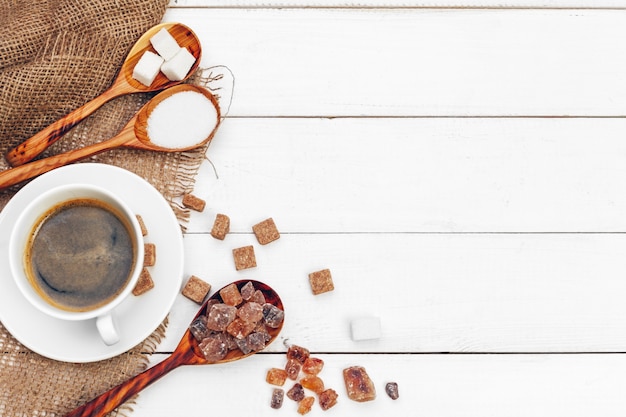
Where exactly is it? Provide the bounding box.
[0,84,220,191]
[5,22,201,167]
[64,280,285,417]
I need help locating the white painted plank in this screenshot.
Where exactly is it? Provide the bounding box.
[155,233,626,353]
[164,8,626,116]
[169,1,626,8]
[130,353,626,417]
[183,117,626,233]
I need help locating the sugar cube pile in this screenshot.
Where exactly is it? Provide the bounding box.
[132,27,196,87]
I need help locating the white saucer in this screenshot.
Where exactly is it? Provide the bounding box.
[0,164,184,363]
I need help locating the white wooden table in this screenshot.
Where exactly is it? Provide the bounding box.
[133,1,626,415]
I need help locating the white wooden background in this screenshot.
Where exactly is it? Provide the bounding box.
[128,1,626,415]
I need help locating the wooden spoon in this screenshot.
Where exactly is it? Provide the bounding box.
[0,84,220,191]
[5,22,202,167]
[63,280,285,417]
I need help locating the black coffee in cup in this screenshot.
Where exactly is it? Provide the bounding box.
[24,198,136,312]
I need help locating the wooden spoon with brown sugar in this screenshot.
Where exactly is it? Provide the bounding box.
[63,280,285,417]
[5,22,201,167]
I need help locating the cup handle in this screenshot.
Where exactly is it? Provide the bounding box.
[96,313,119,345]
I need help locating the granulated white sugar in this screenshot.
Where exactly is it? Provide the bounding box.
[146,90,218,149]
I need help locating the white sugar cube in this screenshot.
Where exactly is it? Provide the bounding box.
[150,28,181,61]
[350,317,382,341]
[132,51,164,87]
[160,47,196,81]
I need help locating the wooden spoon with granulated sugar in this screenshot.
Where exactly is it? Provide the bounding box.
[0,84,219,191]
[63,280,285,417]
[5,22,201,167]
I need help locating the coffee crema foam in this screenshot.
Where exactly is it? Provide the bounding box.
[24,198,136,312]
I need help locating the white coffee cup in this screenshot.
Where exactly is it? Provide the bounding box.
[9,183,144,346]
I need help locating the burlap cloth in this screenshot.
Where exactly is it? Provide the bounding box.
[0,1,230,415]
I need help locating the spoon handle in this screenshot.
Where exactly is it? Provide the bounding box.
[63,349,194,417]
[5,87,123,167]
[0,122,134,191]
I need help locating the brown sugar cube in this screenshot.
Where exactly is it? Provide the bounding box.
[136,214,148,236]
[297,396,315,415]
[300,375,324,394]
[302,357,324,375]
[319,389,339,410]
[270,388,284,409]
[182,275,211,304]
[143,243,156,267]
[132,268,154,296]
[343,366,376,402]
[211,213,230,240]
[182,193,206,212]
[252,217,280,245]
[308,269,334,295]
[219,282,243,306]
[266,368,288,386]
[226,318,255,339]
[232,245,257,271]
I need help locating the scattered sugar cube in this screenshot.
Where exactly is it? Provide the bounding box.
[136,214,148,236]
[343,366,376,402]
[266,368,288,386]
[300,375,324,394]
[143,243,156,267]
[319,389,339,410]
[232,245,257,271]
[308,269,334,295]
[287,344,310,364]
[132,50,164,87]
[252,217,280,245]
[297,397,315,415]
[150,27,181,61]
[302,357,324,375]
[132,268,154,296]
[271,388,285,409]
[182,275,211,304]
[350,317,382,341]
[285,359,301,381]
[287,383,305,402]
[211,213,230,240]
[182,193,206,212]
[160,47,196,81]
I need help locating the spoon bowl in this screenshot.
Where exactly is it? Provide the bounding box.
[121,22,202,93]
[5,22,202,167]
[0,84,220,191]
[64,280,284,417]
